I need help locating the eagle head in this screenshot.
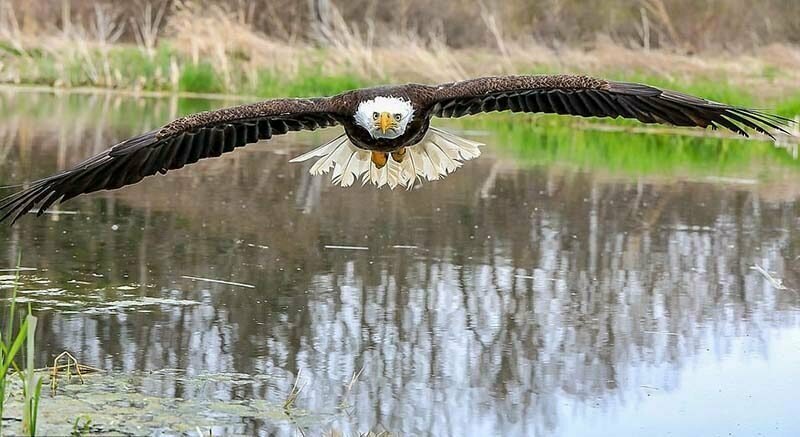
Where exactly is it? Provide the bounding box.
[354,96,414,140]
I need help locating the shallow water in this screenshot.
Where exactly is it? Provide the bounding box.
[1,90,799,436]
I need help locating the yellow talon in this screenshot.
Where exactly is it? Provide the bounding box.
[371,151,388,168]
[391,147,406,163]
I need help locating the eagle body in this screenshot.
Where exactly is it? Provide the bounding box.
[1,74,794,224]
[343,115,431,152]
[337,84,434,152]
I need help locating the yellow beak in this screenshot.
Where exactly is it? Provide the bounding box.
[378,112,395,134]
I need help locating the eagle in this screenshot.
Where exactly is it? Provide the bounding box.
[0,74,793,224]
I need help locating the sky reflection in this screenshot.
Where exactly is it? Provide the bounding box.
[0,90,799,436]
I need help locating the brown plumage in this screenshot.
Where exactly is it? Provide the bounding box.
[0,74,793,224]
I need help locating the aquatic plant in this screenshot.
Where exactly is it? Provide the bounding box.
[0,256,42,437]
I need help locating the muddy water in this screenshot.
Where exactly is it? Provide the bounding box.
[1,90,799,436]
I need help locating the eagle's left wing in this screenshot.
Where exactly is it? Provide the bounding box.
[0,97,345,224]
[424,75,793,139]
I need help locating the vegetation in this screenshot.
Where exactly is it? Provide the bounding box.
[0,2,796,435]
[0,0,794,115]
[5,0,800,50]
[476,116,800,175]
[0,258,43,437]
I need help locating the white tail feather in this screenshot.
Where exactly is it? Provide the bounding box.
[289,127,483,189]
[289,134,351,176]
[289,133,347,163]
[429,127,482,159]
[331,147,370,187]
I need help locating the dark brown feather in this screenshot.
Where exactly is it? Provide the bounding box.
[1,74,795,224]
[427,75,793,140]
[0,98,343,223]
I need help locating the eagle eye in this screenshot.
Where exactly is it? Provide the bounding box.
[372,112,379,120]
[394,113,402,121]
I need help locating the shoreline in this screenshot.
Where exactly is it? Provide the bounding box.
[0,36,797,113]
[0,82,259,102]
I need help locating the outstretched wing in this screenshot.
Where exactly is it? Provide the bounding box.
[425,75,793,138]
[0,97,345,224]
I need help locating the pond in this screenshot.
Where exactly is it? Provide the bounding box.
[1,89,799,436]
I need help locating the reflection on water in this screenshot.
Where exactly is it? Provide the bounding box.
[1,90,799,436]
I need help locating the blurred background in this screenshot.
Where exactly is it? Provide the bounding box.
[0,0,796,102]
[9,0,800,49]
[1,1,799,436]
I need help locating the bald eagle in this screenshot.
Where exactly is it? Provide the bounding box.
[0,74,794,224]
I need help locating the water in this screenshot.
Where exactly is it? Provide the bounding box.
[1,89,799,436]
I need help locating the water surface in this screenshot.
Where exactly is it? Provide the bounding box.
[1,90,799,436]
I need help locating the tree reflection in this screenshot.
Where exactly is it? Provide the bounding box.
[0,91,798,436]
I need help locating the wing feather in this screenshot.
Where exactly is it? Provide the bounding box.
[0,97,344,224]
[427,74,794,139]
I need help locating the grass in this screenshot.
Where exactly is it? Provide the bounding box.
[282,369,309,437]
[775,96,800,119]
[0,2,797,127]
[464,114,800,176]
[71,416,92,435]
[21,313,42,436]
[8,46,799,118]
[6,45,799,128]
[0,0,795,114]
[178,62,223,94]
[261,71,370,98]
[0,255,43,437]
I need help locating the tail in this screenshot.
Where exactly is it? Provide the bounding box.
[290,127,483,189]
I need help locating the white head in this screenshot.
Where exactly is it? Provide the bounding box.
[354,96,414,139]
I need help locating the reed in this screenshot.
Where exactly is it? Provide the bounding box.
[0,255,42,436]
[0,0,796,105]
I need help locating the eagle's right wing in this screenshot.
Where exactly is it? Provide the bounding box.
[425,75,793,139]
[1,97,346,223]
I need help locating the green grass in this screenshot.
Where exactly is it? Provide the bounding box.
[775,94,800,118]
[461,115,799,177]
[107,45,177,91]
[514,65,760,106]
[178,62,224,94]
[0,255,43,436]
[0,41,798,121]
[607,72,757,106]
[281,72,368,97]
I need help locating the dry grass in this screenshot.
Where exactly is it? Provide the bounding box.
[4,0,800,50]
[130,1,167,60]
[166,0,299,86]
[5,1,800,50]
[164,1,473,84]
[0,0,797,98]
[48,351,102,393]
[164,1,800,86]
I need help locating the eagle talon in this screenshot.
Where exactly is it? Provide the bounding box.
[371,151,388,169]
[391,147,406,163]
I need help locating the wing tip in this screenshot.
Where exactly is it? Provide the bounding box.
[634,84,795,140]
[0,179,62,225]
[720,107,794,140]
